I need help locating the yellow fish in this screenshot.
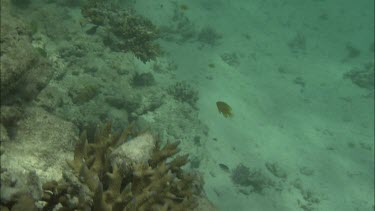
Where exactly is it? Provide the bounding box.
[216,101,233,118]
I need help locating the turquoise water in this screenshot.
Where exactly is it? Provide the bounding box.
[1,0,373,210]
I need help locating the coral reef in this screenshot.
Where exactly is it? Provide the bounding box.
[81,0,161,62]
[39,123,202,210]
[55,0,83,7]
[167,81,199,108]
[68,83,100,105]
[1,0,53,103]
[35,53,165,132]
[0,1,214,209]
[1,117,215,210]
[131,72,156,87]
[0,170,42,209]
[34,85,65,112]
[1,194,38,211]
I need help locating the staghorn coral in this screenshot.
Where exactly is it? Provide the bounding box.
[40,123,201,210]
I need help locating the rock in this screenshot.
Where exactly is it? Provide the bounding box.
[109,133,155,170]
[0,3,53,102]
[0,106,77,183]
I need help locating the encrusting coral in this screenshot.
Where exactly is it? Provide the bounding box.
[40,123,200,210]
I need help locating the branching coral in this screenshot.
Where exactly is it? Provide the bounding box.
[40,123,200,210]
[81,0,161,62]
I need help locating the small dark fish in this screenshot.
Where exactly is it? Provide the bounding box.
[218,163,230,173]
[216,101,233,118]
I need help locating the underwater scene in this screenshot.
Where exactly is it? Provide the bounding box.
[0,0,374,210]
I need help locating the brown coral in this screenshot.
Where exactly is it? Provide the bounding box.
[41,123,200,210]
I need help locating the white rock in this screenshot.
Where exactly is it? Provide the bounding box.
[110,133,155,168]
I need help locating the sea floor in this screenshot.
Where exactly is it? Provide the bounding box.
[2,0,374,210]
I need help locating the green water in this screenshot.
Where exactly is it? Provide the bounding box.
[1,0,373,210]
